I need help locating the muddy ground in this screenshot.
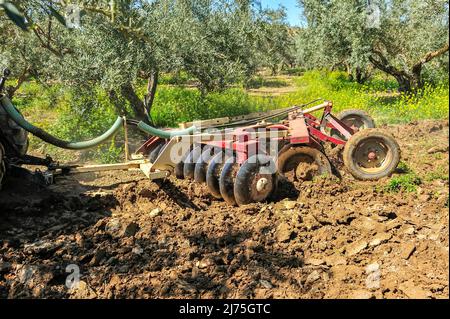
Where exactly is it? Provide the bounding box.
[0,120,448,299]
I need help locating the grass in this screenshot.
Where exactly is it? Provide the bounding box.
[385,161,448,193]
[384,161,422,193]
[385,173,422,193]
[149,87,269,127]
[395,161,412,174]
[424,166,449,182]
[246,76,291,89]
[267,71,449,124]
[10,70,449,162]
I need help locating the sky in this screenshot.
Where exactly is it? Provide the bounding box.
[259,0,304,26]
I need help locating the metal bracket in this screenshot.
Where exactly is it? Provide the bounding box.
[9,165,54,187]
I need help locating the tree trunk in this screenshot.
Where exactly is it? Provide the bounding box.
[370,43,449,92]
[355,67,365,84]
[344,62,352,80]
[143,69,158,125]
[120,83,149,123]
[395,75,412,92]
[6,67,30,98]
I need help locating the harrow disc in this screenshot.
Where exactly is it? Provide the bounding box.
[183,146,204,180]
[206,151,230,199]
[174,145,193,179]
[194,147,217,184]
[234,155,277,206]
[149,142,166,164]
[343,129,400,180]
[277,146,332,182]
[219,157,239,206]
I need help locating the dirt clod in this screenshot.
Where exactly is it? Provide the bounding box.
[345,240,368,257]
[275,223,294,242]
[400,242,416,260]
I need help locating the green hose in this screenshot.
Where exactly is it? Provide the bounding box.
[137,121,196,138]
[0,95,123,150]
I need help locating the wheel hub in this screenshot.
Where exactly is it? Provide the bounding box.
[367,151,377,161]
[256,177,269,192]
[249,173,274,201]
[353,138,391,171]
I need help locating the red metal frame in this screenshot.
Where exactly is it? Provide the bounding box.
[138,102,358,164]
[136,136,165,155]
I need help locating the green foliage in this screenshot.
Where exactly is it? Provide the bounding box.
[385,173,422,193]
[396,161,412,174]
[246,76,290,89]
[150,87,269,127]
[50,88,118,140]
[12,81,65,111]
[372,83,450,124]
[282,67,304,76]
[297,0,449,90]
[424,166,449,182]
[158,72,191,85]
[270,70,449,124]
[96,140,124,164]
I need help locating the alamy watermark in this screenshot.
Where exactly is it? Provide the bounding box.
[365,263,381,289]
[52,1,119,29]
[65,4,81,29]
[366,1,381,29]
[65,263,81,289]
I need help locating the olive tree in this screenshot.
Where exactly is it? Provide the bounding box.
[256,7,297,75]
[0,0,69,96]
[2,0,281,122]
[297,0,449,91]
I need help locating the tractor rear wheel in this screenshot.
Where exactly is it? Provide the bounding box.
[343,129,400,180]
[0,143,5,190]
[0,104,29,156]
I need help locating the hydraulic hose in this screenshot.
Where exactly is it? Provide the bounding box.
[137,121,196,138]
[0,95,123,150]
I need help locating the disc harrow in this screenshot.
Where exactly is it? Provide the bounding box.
[137,100,401,206]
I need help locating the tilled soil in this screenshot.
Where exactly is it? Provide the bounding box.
[0,120,448,299]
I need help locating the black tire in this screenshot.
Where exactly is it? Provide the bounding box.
[0,104,29,156]
[331,109,375,140]
[338,109,375,129]
[149,142,165,163]
[194,147,217,184]
[0,143,6,190]
[206,151,230,199]
[183,146,203,180]
[234,155,277,206]
[277,146,332,182]
[343,129,400,181]
[219,157,239,206]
